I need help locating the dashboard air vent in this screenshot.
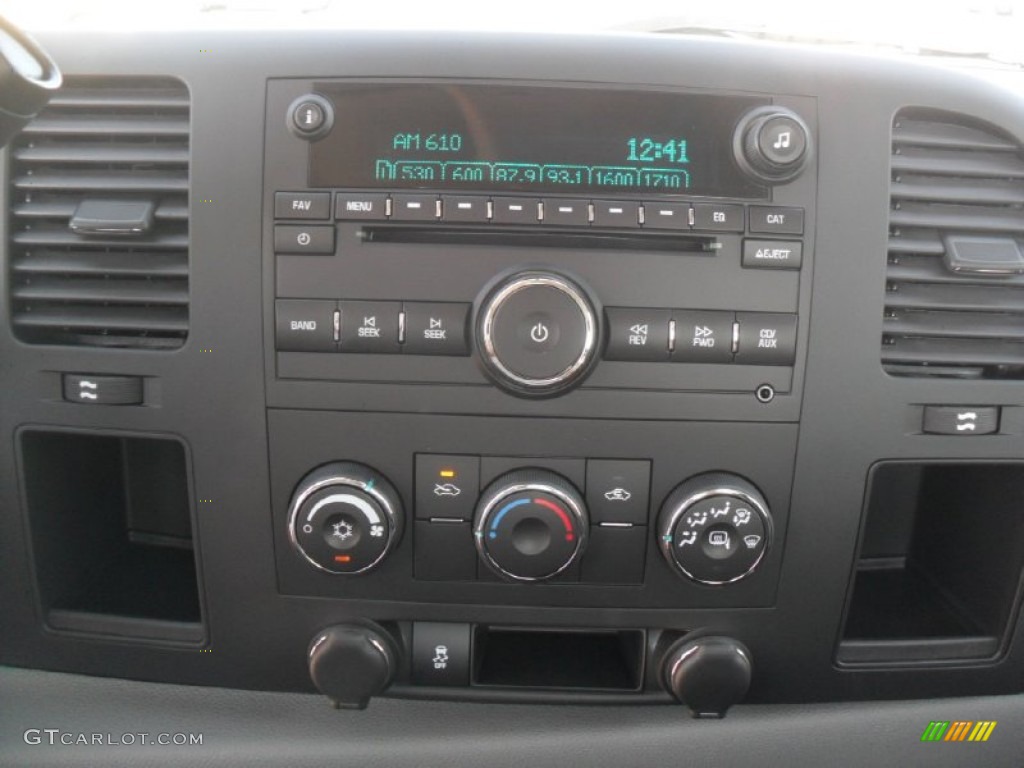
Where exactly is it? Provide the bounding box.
[8,77,190,349]
[883,108,1024,379]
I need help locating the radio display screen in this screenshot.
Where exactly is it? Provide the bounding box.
[309,83,769,198]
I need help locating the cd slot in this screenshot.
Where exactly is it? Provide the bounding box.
[360,225,717,254]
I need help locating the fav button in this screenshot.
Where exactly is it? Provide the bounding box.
[274,191,330,220]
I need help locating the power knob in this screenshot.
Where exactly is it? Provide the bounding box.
[287,462,403,575]
[474,469,588,581]
[475,269,601,397]
[734,106,811,184]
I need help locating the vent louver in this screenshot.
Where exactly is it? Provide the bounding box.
[883,108,1024,379]
[8,77,190,349]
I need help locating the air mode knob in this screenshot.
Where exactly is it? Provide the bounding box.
[657,473,772,585]
[474,469,588,581]
[287,462,403,575]
[475,269,600,397]
[734,106,811,183]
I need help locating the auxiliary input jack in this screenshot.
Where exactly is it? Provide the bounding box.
[755,384,775,404]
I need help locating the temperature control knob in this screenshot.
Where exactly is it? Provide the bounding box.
[288,462,403,575]
[475,270,600,397]
[657,473,772,585]
[734,106,811,183]
[474,469,588,581]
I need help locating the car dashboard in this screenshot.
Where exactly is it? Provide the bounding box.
[1,26,1024,766]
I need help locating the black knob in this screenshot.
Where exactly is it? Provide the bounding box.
[663,635,753,718]
[734,106,811,183]
[308,622,399,709]
[657,473,772,585]
[287,93,334,140]
[287,462,403,575]
[475,270,600,397]
[474,469,588,581]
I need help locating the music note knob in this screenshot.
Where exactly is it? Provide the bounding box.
[734,106,811,183]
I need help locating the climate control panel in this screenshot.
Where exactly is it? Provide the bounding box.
[284,452,774,589]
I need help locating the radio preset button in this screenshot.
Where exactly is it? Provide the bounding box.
[274,224,335,254]
[392,194,439,221]
[692,203,744,232]
[336,192,389,221]
[643,202,691,230]
[441,195,488,223]
[749,206,805,235]
[592,200,641,228]
[492,197,539,224]
[542,199,589,226]
[671,310,735,363]
[275,299,337,352]
[403,302,470,356]
[275,191,331,220]
[742,239,803,269]
[735,313,797,365]
[338,300,401,353]
[604,308,671,362]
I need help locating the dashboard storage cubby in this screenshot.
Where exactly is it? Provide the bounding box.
[19,430,203,643]
[838,462,1024,664]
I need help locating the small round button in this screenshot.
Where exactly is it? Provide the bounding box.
[657,475,772,585]
[287,94,334,140]
[288,462,403,575]
[477,270,600,397]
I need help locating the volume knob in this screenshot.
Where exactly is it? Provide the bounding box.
[475,270,600,397]
[734,106,811,184]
